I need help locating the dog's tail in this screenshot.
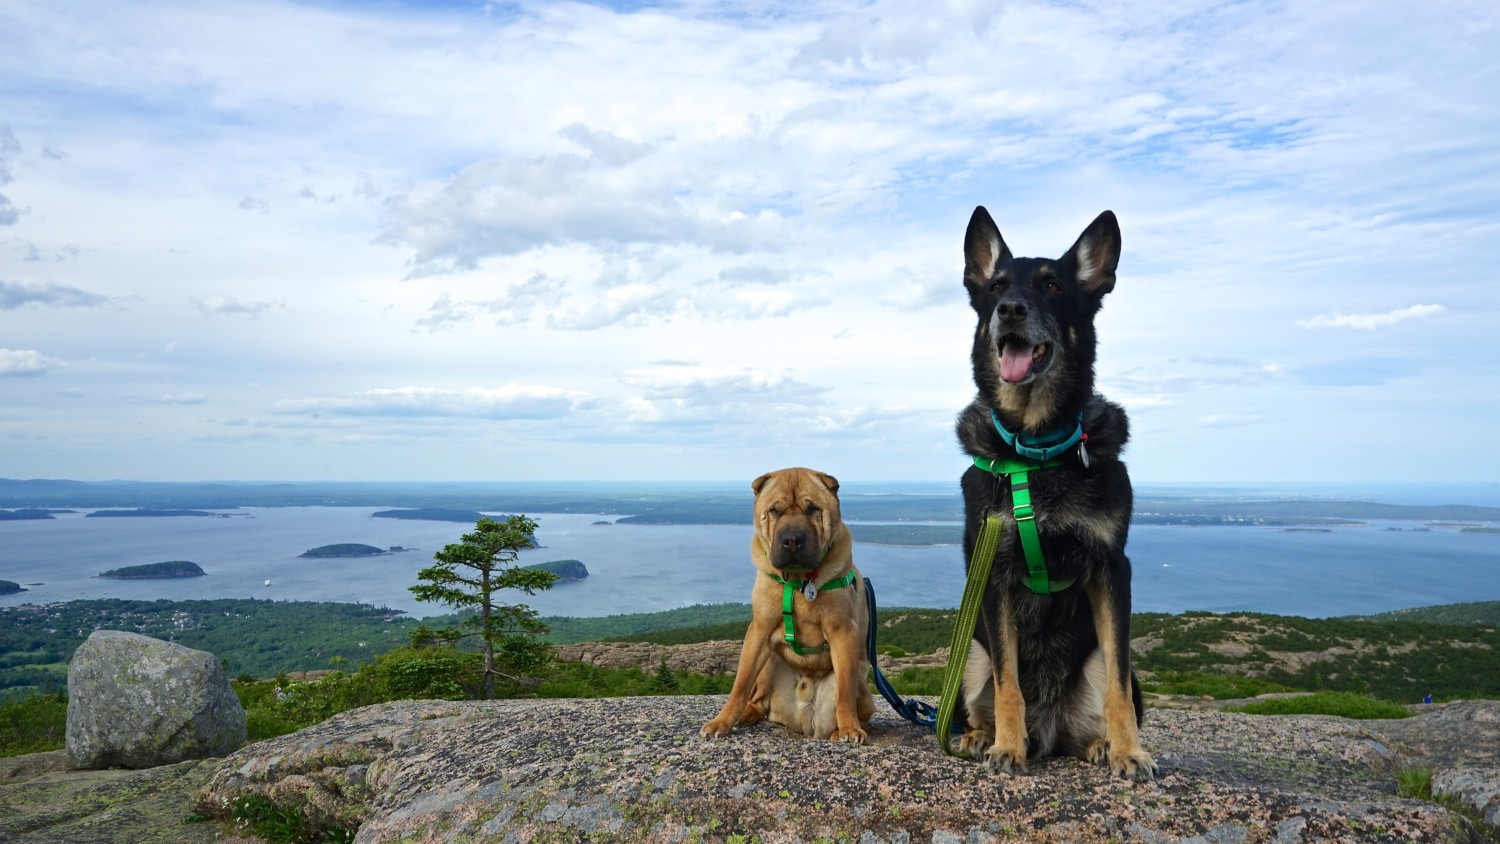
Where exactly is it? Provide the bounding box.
[1130,670,1144,726]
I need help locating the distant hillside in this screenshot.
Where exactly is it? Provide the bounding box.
[99,561,206,579]
[1351,601,1500,625]
[4,598,1498,704]
[0,509,52,521]
[372,508,494,523]
[84,508,226,518]
[0,580,22,595]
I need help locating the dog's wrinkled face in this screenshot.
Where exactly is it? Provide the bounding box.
[961,207,1121,427]
[752,468,842,572]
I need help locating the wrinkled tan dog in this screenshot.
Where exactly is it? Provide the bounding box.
[700,468,875,742]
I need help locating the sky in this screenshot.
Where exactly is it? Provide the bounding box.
[0,0,1497,485]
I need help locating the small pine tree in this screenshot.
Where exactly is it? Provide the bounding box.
[654,658,679,692]
[409,516,556,699]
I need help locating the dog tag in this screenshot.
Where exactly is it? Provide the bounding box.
[1077,441,1091,469]
[803,581,818,602]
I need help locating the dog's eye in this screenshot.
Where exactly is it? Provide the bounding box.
[1046,281,1061,294]
[806,504,820,518]
[988,279,1003,293]
[767,507,780,519]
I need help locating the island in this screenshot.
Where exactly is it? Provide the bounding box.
[522,559,589,582]
[0,580,23,595]
[98,561,206,579]
[849,524,963,547]
[0,509,54,521]
[372,508,498,523]
[84,509,226,518]
[299,544,405,558]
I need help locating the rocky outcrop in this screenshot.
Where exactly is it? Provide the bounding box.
[187,696,1499,843]
[0,751,233,844]
[66,630,245,770]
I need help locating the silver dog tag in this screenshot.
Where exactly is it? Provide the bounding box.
[803,581,818,602]
[1078,441,1091,468]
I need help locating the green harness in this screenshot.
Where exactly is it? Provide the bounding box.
[971,454,1075,596]
[769,568,859,655]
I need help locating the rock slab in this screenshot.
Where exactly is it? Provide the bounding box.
[67,630,246,770]
[191,696,1497,843]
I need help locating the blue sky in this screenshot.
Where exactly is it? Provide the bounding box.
[0,0,1496,483]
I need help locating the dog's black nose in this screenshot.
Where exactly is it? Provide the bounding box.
[997,297,1028,321]
[780,531,806,553]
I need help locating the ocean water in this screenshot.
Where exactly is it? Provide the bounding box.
[2,506,1498,618]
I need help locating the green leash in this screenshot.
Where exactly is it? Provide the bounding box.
[771,569,859,655]
[934,454,1074,757]
[935,511,1005,755]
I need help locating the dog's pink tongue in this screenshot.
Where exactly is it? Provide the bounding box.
[1000,339,1035,383]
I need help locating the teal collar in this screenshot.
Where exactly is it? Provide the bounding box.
[990,409,1084,463]
[972,454,1075,595]
[769,568,859,655]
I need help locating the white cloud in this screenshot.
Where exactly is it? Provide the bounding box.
[1295,304,1446,331]
[273,385,591,420]
[152,392,206,404]
[191,297,280,319]
[0,279,111,309]
[0,348,61,376]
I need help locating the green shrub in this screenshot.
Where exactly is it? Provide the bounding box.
[1139,671,1295,699]
[1230,692,1412,720]
[0,691,67,757]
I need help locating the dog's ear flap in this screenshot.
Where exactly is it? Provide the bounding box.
[1067,210,1121,300]
[813,471,840,497]
[751,472,773,496]
[963,206,1010,303]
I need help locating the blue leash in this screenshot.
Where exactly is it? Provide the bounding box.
[863,577,959,733]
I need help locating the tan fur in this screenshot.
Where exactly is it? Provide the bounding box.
[1084,580,1156,778]
[700,468,874,743]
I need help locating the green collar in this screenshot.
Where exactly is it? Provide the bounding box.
[769,568,859,655]
[971,454,1075,594]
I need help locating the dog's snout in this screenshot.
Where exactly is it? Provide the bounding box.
[997,297,1028,322]
[780,530,806,553]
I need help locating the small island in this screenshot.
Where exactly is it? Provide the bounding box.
[0,509,54,521]
[0,580,24,595]
[299,544,414,558]
[522,559,589,582]
[98,561,206,579]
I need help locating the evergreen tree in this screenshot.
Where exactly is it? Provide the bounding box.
[409,516,556,699]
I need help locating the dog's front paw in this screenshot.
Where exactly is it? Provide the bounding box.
[830,726,867,744]
[957,728,992,760]
[737,702,766,728]
[1085,737,1108,766]
[1109,747,1158,782]
[699,717,735,739]
[982,742,1029,776]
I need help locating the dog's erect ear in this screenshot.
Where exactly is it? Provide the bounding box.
[963,206,1011,299]
[813,471,840,498]
[1066,211,1121,299]
[751,472,773,496]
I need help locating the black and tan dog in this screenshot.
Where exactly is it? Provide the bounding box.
[700,468,875,743]
[952,206,1157,781]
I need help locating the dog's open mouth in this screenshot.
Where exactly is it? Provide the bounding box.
[999,337,1049,383]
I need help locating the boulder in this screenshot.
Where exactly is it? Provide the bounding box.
[66,630,245,769]
[191,696,1498,843]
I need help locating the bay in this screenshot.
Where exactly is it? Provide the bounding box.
[2,506,1498,619]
